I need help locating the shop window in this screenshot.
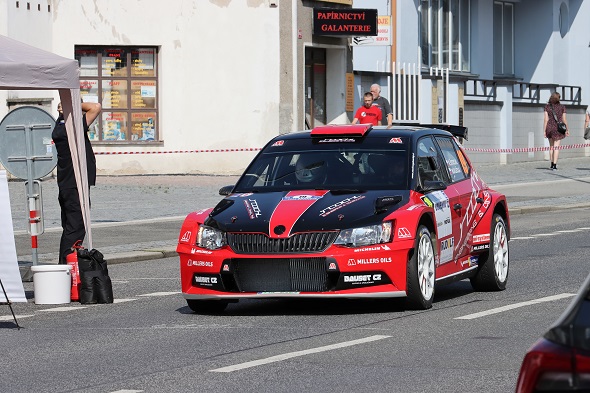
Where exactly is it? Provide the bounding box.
[419,0,470,72]
[75,46,158,142]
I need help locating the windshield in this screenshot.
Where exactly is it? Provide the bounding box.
[234,139,409,192]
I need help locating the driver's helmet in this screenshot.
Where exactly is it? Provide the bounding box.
[295,154,327,183]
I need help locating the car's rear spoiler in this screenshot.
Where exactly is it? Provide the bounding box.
[394,123,468,141]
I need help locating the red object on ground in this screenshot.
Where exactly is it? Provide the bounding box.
[66,252,79,301]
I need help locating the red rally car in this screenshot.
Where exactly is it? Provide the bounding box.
[177,124,510,313]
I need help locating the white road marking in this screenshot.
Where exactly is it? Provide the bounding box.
[0,314,35,321]
[109,390,144,393]
[556,229,584,233]
[510,236,535,240]
[210,335,392,373]
[113,298,137,304]
[137,291,180,297]
[455,293,576,320]
[37,306,87,312]
[534,233,554,237]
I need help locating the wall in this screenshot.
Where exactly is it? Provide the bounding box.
[49,0,280,175]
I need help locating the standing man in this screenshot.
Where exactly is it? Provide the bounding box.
[370,83,393,126]
[52,101,102,264]
[352,92,382,126]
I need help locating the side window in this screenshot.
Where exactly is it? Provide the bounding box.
[416,137,449,185]
[435,136,469,183]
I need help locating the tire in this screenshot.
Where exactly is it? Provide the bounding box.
[187,299,229,314]
[470,214,509,291]
[405,225,435,310]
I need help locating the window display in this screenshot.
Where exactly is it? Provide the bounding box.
[75,46,158,143]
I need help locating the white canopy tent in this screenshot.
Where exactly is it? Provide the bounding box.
[0,34,93,246]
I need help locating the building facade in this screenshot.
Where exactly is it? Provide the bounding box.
[353,0,590,164]
[1,0,588,176]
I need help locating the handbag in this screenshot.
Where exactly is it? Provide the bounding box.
[550,104,567,135]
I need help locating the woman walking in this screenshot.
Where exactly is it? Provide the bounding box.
[543,92,569,170]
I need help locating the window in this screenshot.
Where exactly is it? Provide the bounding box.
[493,2,514,76]
[419,0,470,72]
[75,46,158,142]
[416,137,450,186]
[435,136,468,183]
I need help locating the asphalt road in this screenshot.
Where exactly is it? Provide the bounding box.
[2,207,589,393]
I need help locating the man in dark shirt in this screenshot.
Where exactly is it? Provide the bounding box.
[52,101,101,264]
[370,84,393,126]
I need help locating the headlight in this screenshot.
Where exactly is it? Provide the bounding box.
[334,222,392,247]
[196,225,226,250]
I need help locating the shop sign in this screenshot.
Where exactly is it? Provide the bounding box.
[313,8,377,36]
[351,15,392,46]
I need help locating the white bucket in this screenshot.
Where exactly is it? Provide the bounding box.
[30,265,72,305]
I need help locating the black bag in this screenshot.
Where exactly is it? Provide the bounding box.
[77,248,113,304]
[550,104,567,135]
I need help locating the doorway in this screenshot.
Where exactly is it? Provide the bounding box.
[305,47,326,129]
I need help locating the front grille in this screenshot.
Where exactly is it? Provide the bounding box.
[227,232,338,254]
[231,258,328,292]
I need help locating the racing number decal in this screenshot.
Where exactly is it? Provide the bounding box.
[424,191,452,238]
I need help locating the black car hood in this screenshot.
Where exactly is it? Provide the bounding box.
[204,190,410,236]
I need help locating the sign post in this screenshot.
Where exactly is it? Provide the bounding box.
[0,106,57,265]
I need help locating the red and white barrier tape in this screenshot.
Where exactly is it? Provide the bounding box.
[93,143,590,155]
[464,143,590,153]
[95,147,262,155]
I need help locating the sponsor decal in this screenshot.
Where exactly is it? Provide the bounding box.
[343,274,383,283]
[257,291,300,295]
[411,153,415,179]
[472,243,489,252]
[328,262,338,270]
[353,245,391,253]
[318,138,355,143]
[282,195,323,201]
[472,234,490,244]
[348,257,392,266]
[421,196,433,207]
[194,276,217,284]
[195,209,209,215]
[439,237,454,264]
[319,195,366,217]
[426,191,452,238]
[190,248,213,255]
[469,256,479,266]
[222,264,230,272]
[236,193,253,197]
[455,177,492,256]
[187,259,213,267]
[180,231,192,243]
[388,137,403,144]
[271,140,284,146]
[397,227,412,239]
[244,198,262,219]
[407,204,422,211]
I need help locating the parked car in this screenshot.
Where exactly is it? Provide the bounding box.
[515,271,590,392]
[177,124,510,313]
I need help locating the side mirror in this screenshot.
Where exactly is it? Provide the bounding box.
[219,185,234,196]
[417,180,447,193]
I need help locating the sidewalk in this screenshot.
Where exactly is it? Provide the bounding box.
[10,156,590,278]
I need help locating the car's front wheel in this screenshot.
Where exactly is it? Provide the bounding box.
[405,225,435,310]
[186,299,229,314]
[470,213,509,291]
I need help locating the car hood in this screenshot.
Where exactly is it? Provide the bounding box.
[204,189,410,237]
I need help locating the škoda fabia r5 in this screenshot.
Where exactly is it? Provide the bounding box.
[177,124,510,313]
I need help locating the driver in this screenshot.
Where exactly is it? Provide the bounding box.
[295,154,327,184]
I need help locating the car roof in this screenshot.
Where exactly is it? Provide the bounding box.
[272,124,465,144]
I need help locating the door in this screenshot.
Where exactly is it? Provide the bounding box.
[305,47,326,129]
